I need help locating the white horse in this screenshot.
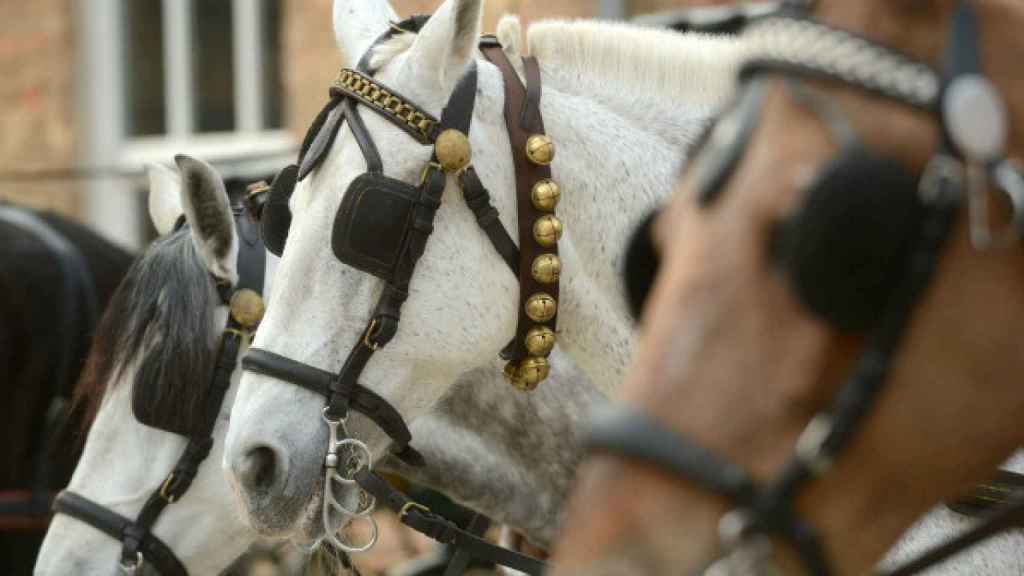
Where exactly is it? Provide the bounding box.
[34,157,273,575]
[31,154,598,573]
[223,0,742,546]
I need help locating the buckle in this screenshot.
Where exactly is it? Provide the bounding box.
[159,473,178,503]
[119,551,144,575]
[362,319,382,351]
[399,501,431,519]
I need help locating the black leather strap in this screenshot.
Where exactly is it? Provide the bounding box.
[354,469,546,575]
[53,491,188,576]
[242,348,424,467]
[459,166,519,273]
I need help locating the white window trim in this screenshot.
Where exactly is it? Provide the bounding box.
[79,0,295,250]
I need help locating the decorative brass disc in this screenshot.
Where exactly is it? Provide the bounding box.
[525,293,557,323]
[230,289,265,329]
[533,215,563,247]
[531,179,560,211]
[525,326,556,357]
[525,134,555,166]
[435,129,472,173]
[531,254,561,284]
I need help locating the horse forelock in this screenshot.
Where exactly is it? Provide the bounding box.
[74,229,219,437]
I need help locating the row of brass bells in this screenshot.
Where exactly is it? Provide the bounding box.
[510,134,558,392]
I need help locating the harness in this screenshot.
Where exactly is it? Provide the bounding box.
[240,16,554,574]
[51,204,267,576]
[0,205,98,530]
[592,2,1024,575]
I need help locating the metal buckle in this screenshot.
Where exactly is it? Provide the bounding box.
[158,473,177,503]
[399,501,431,519]
[362,319,382,351]
[118,551,144,575]
[419,161,444,186]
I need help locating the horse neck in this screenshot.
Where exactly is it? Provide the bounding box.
[381,355,605,547]
[528,60,725,394]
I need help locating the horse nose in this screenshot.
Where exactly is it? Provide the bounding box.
[235,444,284,494]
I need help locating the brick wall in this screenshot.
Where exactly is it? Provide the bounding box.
[0,0,80,217]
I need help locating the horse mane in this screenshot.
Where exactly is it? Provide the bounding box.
[74,229,219,437]
[369,17,741,108]
[526,19,741,107]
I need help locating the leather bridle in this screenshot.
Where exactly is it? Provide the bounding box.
[51,202,267,576]
[239,16,553,574]
[588,3,1024,575]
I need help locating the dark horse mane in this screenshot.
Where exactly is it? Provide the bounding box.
[74,228,220,436]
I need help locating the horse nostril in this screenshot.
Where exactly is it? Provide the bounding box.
[239,446,278,493]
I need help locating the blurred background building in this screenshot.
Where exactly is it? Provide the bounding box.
[0,0,722,250]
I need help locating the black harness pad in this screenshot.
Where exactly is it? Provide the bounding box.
[772,144,925,332]
[332,173,421,282]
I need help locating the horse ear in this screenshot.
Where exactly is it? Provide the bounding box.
[496,14,526,83]
[146,162,183,236]
[404,0,483,92]
[333,0,398,67]
[174,155,238,287]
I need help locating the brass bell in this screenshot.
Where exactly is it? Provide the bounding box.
[435,129,471,173]
[533,215,563,247]
[519,356,551,390]
[525,292,557,323]
[230,288,265,329]
[531,179,560,211]
[531,254,561,284]
[525,134,555,166]
[525,326,556,356]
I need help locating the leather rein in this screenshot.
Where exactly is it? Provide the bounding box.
[51,203,267,576]
[587,3,1024,576]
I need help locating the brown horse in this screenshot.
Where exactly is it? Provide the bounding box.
[551,1,1024,575]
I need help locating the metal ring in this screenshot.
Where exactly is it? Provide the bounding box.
[330,438,374,482]
[362,318,382,351]
[321,405,347,426]
[321,510,379,553]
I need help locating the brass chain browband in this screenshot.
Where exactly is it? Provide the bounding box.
[332,68,440,145]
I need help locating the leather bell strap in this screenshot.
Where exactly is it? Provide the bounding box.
[480,40,561,369]
[241,348,424,467]
[51,491,188,576]
[354,469,546,575]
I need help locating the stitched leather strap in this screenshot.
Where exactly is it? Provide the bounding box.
[354,469,546,575]
[53,491,188,576]
[480,43,560,366]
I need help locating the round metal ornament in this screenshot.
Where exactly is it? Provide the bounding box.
[525,326,556,356]
[526,134,555,165]
[525,292,557,322]
[230,289,265,329]
[531,253,561,284]
[435,129,472,173]
[531,179,561,211]
[533,215,563,247]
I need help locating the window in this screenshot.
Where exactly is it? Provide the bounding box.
[80,0,295,249]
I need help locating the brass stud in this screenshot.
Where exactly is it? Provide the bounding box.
[435,129,472,173]
[525,134,555,166]
[525,292,557,323]
[531,179,560,211]
[531,254,561,284]
[230,289,265,329]
[525,326,556,357]
[533,215,563,247]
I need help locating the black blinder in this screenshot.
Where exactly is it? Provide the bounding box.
[623,210,662,322]
[332,173,421,282]
[772,144,925,332]
[262,164,298,257]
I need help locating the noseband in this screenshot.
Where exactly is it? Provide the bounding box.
[592,3,1024,575]
[51,203,267,576]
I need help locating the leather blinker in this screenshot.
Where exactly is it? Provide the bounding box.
[772,143,925,332]
[332,173,421,282]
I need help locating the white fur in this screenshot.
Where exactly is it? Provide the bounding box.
[225,0,741,542]
[146,163,183,236]
[35,161,255,575]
